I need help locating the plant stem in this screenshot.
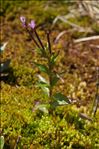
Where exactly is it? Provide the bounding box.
[49,62,52,98]
[48,57,53,98]
[47,31,52,98]
[47,31,51,55]
[34,30,45,50]
[25,28,41,49]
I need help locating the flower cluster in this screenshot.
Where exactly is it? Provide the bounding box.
[20,16,35,29]
[20,16,52,55]
[20,16,45,50]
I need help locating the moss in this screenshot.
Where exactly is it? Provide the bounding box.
[92,23,99,34]
[1,0,99,148]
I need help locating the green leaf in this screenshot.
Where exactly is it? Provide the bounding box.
[37,81,50,93]
[35,47,47,58]
[51,74,59,87]
[50,52,59,65]
[52,92,71,106]
[39,85,50,96]
[35,47,42,54]
[37,81,49,88]
[51,73,64,88]
[0,136,4,149]
[0,42,8,53]
[37,75,48,83]
[34,104,49,114]
[34,62,49,74]
[37,75,50,96]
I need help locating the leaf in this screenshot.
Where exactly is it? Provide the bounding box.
[51,73,64,88]
[52,92,71,106]
[39,85,49,97]
[37,81,49,88]
[35,47,42,54]
[0,42,8,53]
[34,104,49,114]
[35,47,47,58]
[50,52,59,65]
[56,74,64,83]
[0,59,10,73]
[51,74,60,87]
[37,75,49,96]
[34,62,49,74]
[35,48,43,55]
[37,75,48,84]
[0,136,4,149]
[37,81,50,95]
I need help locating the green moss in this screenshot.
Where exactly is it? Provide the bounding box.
[1,0,99,148]
[92,23,99,33]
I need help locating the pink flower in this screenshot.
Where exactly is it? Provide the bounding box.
[20,16,26,27]
[28,20,36,29]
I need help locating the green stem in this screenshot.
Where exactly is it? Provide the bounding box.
[46,31,53,98]
[47,54,53,98]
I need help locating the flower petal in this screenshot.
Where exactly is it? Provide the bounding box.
[28,20,36,29]
[20,16,26,23]
[20,16,26,27]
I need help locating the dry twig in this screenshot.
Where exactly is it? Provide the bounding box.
[74,35,99,43]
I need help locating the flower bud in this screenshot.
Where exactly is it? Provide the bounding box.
[20,16,26,27]
[28,20,36,29]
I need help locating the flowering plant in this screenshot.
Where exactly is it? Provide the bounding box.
[20,16,71,112]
